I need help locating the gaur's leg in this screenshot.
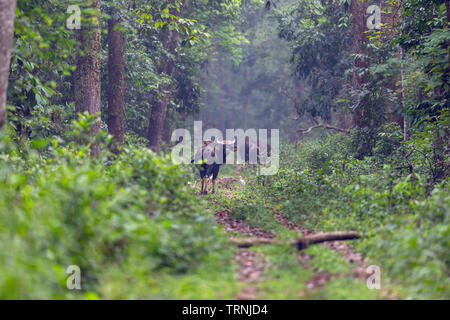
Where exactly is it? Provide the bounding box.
[203,176,208,195]
[200,177,205,194]
[199,164,207,194]
[212,165,220,194]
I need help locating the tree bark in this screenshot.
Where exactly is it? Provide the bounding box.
[289,102,297,142]
[445,0,450,80]
[147,2,182,154]
[0,0,17,130]
[230,231,361,250]
[74,0,102,158]
[146,29,175,153]
[107,16,125,154]
[351,0,369,128]
[242,67,249,130]
[379,0,406,131]
[432,0,450,183]
[400,47,407,141]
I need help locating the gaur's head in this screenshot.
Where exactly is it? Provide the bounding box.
[216,138,236,163]
[215,138,236,154]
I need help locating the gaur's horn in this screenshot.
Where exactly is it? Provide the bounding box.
[218,138,236,145]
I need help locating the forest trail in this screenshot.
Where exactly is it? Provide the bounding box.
[206,176,274,299]
[2,0,448,301]
[202,175,397,300]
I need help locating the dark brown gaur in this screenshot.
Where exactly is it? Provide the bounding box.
[192,138,236,194]
[237,137,271,164]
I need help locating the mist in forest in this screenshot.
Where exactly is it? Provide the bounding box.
[189,2,298,142]
[0,0,448,302]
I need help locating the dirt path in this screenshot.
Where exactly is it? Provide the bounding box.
[274,208,397,298]
[207,177,273,300]
[204,175,396,299]
[273,211,368,292]
[218,215,269,300]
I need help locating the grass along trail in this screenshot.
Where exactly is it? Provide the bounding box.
[204,176,273,300]
[198,172,393,299]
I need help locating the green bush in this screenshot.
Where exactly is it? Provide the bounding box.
[0,122,234,299]
[237,128,449,299]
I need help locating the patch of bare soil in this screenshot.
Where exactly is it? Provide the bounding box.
[208,176,273,300]
[322,241,368,281]
[306,272,339,290]
[214,210,275,238]
[274,211,367,271]
[234,249,269,300]
[274,210,398,299]
[213,209,273,299]
[274,211,368,287]
[209,176,397,299]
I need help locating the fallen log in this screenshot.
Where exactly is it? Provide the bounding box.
[229,238,286,248]
[230,231,360,250]
[295,231,360,249]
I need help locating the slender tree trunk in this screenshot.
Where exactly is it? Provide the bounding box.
[74,0,102,157]
[351,0,373,159]
[147,16,181,153]
[107,16,125,153]
[289,102,297,142]
[147,1,184,153]
[147,30,176,153]
[219,54,227,132]
[380,0,405,131]
[242,67,249,130]
[0,0,17,130]
[432,0,450,183]
[445,0,450,78]
[400,47,407,141]
[351,0,369,128]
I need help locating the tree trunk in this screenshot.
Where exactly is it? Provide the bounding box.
[351,0,369,128]
[107,16,125,154]
[289,102,297,142]
[382,0,407,137]
[230,231,361,250]
[242,67,249,130]
[445,0,450,79]
[147,31,177,154]
[400,47,407,141]
[218,54,227,132]
[146,32,175,154]
[74,0,102,158]
[147,2,183,154]
[0,0,17,130]
[432,0,450,183]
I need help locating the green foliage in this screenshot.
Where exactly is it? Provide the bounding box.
[8,0,76,137]
[3,0,449,300]
[235,127,449,299]
[0,118,236,299]
[277,0,351,120]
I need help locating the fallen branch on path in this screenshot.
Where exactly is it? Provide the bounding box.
[295,231,361,249]
[230,231,361,250]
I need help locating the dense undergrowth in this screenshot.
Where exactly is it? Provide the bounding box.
[1,112,448,299]
[0,115,239,299]
[235,121,449,299]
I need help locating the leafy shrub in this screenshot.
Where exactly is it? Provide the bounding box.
[237,128,449,299]
[0,119,233,299]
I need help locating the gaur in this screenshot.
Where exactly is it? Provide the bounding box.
[192,138,236,194]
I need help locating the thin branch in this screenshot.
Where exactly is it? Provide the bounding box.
[297,123,351,134]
